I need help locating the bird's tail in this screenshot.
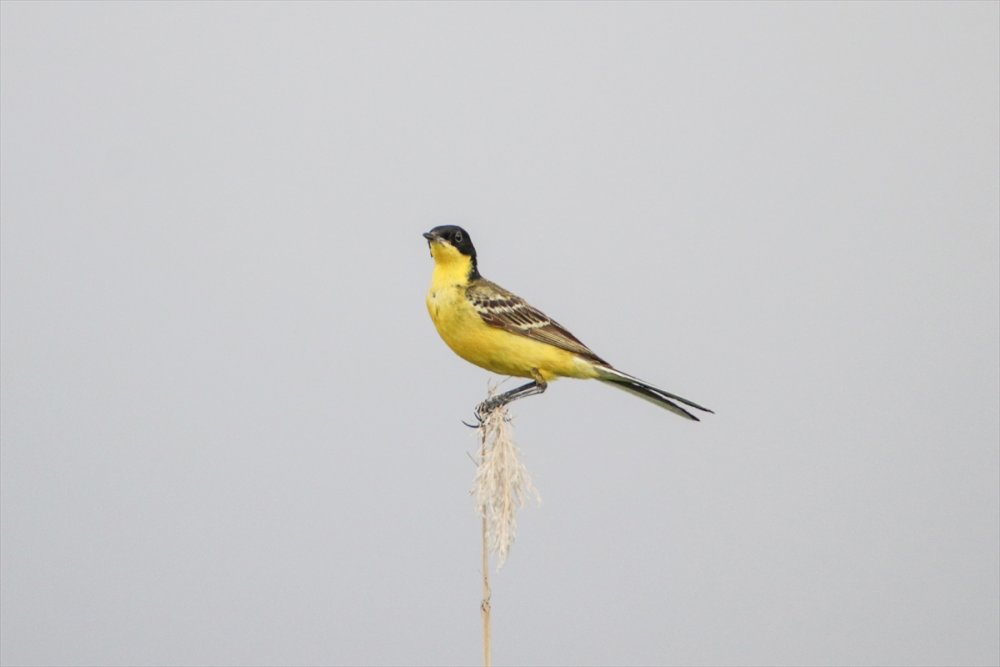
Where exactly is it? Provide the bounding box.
[594,366,714,421]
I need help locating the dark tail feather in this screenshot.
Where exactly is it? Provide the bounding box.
[595,366,714,421]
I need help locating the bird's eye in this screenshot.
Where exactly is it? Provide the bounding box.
[453,230,464,243]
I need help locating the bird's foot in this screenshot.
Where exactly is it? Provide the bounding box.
[462,396,504,428]
[477,397,502,421]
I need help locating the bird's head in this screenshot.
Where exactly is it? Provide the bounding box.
[423,225,479,279]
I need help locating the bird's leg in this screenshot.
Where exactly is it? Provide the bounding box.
[479,381,542,413]
[468,383,538,425]
[471,373,548,423]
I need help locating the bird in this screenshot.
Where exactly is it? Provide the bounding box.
[422,225,713,421]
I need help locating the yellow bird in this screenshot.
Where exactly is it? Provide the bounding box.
[423,225,713,421]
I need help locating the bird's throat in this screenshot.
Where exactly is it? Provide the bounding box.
[430,244,479,285]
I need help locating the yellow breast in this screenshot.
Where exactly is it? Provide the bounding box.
[426,280,593,381]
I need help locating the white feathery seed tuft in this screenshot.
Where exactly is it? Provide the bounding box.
[472,390,540,568]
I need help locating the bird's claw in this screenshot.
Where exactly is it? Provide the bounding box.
[477,399,498,420]
[462,395,513,428]
[464,398,499,428]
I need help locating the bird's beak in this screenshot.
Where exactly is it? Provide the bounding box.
[423,230,442,258]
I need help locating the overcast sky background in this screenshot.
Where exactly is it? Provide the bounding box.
[2,2,998,666]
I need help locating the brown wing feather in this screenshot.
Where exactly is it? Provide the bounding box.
[467,279,608,364]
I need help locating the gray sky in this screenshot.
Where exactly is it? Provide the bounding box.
[1,2,998,666]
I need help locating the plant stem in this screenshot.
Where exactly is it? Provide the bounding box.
[481,511,492,667]
[481,429,492,667]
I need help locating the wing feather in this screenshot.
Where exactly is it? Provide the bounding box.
[467,279,607,364]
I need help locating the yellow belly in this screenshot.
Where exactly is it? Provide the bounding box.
[426,284,593,381]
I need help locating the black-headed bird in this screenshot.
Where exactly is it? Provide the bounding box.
[423,225,713,421]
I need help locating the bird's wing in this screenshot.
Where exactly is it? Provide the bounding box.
[467,279,608,364]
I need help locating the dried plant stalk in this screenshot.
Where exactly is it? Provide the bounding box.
[473,387,540,667]
[480,510,491,667]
